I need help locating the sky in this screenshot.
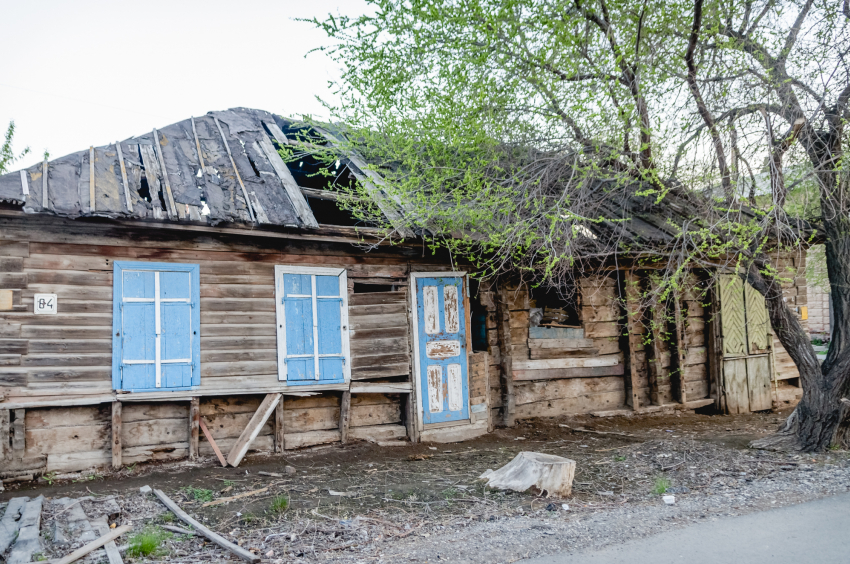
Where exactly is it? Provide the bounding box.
[0,0,364,170]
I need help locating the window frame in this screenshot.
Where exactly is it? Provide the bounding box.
[274,265,351,385]
[112,261,201,392]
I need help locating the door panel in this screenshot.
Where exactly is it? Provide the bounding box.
[719,275,747,356]
[416,276,469,424]
[723,358,749,415]
[744,284,770,354]
[746,356,772,411]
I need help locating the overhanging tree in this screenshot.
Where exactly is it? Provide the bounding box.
[307,0,850,450]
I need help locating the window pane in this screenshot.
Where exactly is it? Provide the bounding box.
[123,271,155,299]
[316,275,339,297]
[284,298,314,355]
[160,271,191,300]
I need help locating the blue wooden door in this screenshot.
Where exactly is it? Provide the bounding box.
[279,272,347,385]
[416,276,469,424]
[114,263,199,391]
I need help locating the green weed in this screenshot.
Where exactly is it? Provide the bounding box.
[241,513,257,524]
[160,512,175,523]
[270,494,289,513]
[31,552,47,561]
[614,455,626,462]
[127,526,172,558]
[181,486,214,502]
[653,477,671,495]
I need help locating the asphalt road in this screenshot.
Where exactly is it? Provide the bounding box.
[521,493,850,564]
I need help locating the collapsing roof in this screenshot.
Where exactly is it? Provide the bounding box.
[0,108,399,231]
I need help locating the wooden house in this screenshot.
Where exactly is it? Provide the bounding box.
[0,108,808,478]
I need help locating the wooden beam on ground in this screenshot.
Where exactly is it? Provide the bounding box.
[111,401,122,469]
[153,489,260,563]
[199,418,226,467]
[189,397,200,461]
[213,116,256,223]
[339,391,351,444]
[274,396,284,454]
[256,134,318,228]
[54,525,131,564]
[114,142,133,213]
[92,516,124,564]
[226,393,281,467]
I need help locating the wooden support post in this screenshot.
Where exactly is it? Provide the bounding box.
[12,408,25,451]
[624,271,643,411]
[673,290,687,405]
[111,401,122,469]
[226,393,281,467]
[274,396,284,453]
[339,391,351,444]
[0,409,9,459]
[496,284,516,427]
[189,397,200,461]
[404,392,418,443]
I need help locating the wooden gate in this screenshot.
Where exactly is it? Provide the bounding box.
[718,275,772,413]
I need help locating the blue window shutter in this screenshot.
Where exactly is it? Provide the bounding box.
[316,275,344,382]
[277,269,348,385]
[113,262,200,391]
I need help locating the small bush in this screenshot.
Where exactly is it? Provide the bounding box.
[127,527,172,558]
[270,494,289,513]
[653,477,671,495]
[181,486,213,502]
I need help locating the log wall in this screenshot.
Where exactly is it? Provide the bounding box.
[0,214,450,474]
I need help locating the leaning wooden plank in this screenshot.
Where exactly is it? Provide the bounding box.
[225,393,281,467]
[199,418,227,467]
[114,142,133,213]
[152,129,178,219]
[212,116,256,223]
[153,489,260,563]
[0,497,28,553]
[256,135,318,228]
[54,524,131,564]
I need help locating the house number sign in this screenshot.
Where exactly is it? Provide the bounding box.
[34,293,58,315]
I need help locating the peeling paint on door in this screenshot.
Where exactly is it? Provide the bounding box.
[444,285,459,333]
[427,364,444,413]
[426,339,461,359]
[423,286,440,334]
[447,363,462,411]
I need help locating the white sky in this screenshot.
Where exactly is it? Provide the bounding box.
[0,0,363,170]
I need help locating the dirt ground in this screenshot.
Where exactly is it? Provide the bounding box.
[3,409,850,563]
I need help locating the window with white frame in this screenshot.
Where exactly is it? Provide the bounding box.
[112,261,200,392]
[274,266,351,385]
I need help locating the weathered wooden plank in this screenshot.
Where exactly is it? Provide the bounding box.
[256,133,318,227]
[152,128,178,219]
[348,303,407,317]
[350,382,412,394]
[349,313,408,331]
[213,116,256,223]
[153,489,260,562]
[350,363,410,380]
[226,393,281,467]
[12,408,25,451]
[350,336,409,356]
[512,355,620,371]
[26,423,109,455]
[284,429,340,450]
[189,397,200,461]
[348,291,407,306]
[583,321,621,339]
[274,395,284,454]
[111,401,122,469]
[199,418,227,467]
[528,326,585,339]
[513,390,624,418]
[527,338,595,349]
[201,361,278,378]
[339,391,351,443]
[512,363,625,381]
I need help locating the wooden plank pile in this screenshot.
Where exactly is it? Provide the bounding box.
[0,494,127,564]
